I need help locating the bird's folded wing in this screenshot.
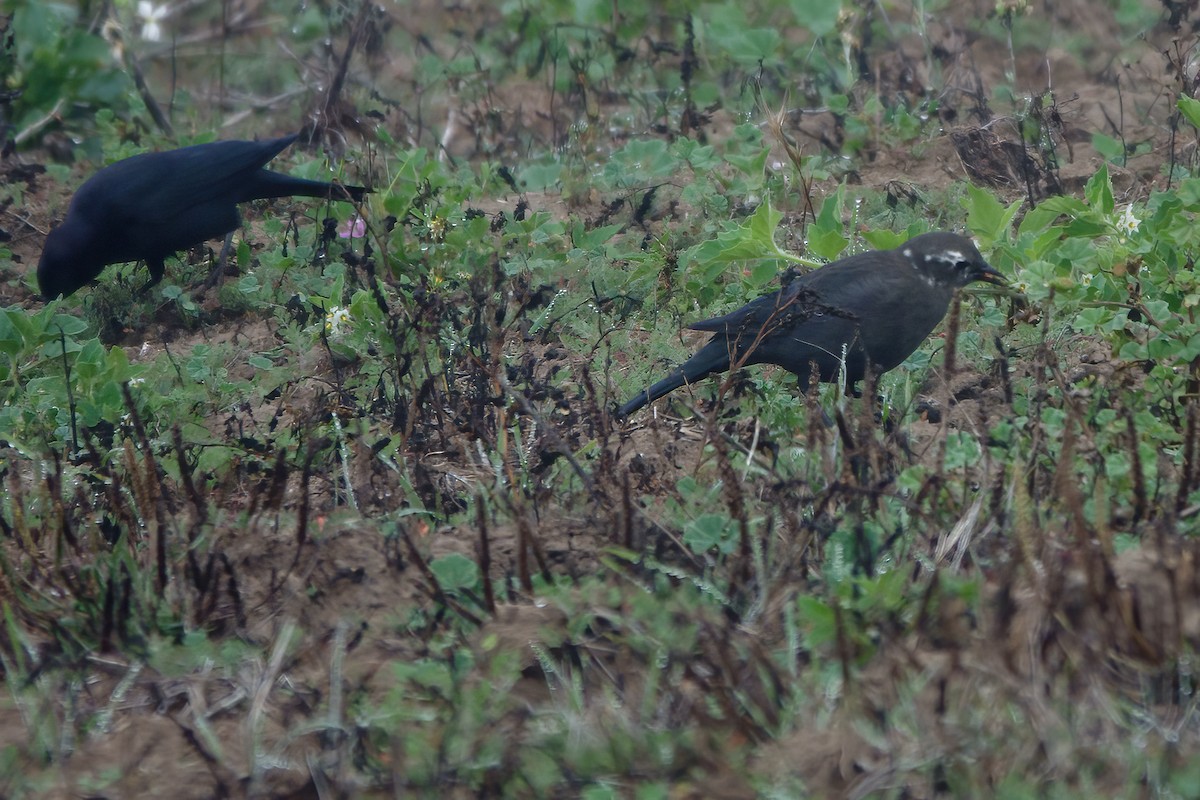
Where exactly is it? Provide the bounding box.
[83,136,299,226]
[688,288,789,333]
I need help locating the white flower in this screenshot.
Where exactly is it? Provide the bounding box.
[137,2,168,42]
[1115,205,1140,237]
[325,306,351,337]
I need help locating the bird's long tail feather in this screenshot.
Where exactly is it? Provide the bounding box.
[249,171,369,202]
[616,343,729,418]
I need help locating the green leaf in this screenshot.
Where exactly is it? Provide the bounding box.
[236,239,252,268]
[1091,132,1126,164]
[1084,163,1114,215]
[728,28,782,64]
[1019,195,1088,237]
[795,595,836,646]
[1063,217,1109,238]
[672,139,721,170]
[861,229,907,251]
[104,346,136,384]
[429,553,479,591]
[743,201,786,258]
[748,259,778,288]
[608,139,678,181]
[47,313,89,337]
[683,513,735,554]
[1179,96,1200,130]
[788,0,842,36]
[824,92,850,115]
[808,190,848,260]
[686,200,805,284]
[571,223,622,251]
[724,146,769,178]
[963,183,1020,244]
[0,311,24,358]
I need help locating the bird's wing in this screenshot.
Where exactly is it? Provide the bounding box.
[807,257,955,330]
[683,253,913,377]
[686,252,883,335]
[688,288,789,333]
[73,136,298,227]
[688,276,864,340]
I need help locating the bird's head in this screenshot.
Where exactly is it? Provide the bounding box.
[901,232,1005,290]
[37,220,100,301]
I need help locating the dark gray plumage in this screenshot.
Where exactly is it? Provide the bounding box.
[617,232,1004,418]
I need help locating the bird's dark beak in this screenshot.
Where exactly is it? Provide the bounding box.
[975,263,1007,286]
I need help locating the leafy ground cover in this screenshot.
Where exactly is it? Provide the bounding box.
[3,0,1200,796]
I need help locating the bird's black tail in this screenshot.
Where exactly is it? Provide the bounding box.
[328,182,370,202]
[615,342,729,419]
[251,171,369,202]
[616,371,689,419]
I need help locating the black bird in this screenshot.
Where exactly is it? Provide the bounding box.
[617,232,1005,418]
[37,134,368,300]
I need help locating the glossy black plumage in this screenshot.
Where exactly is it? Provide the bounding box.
[617,232,1005,418]
[37,134,367,300]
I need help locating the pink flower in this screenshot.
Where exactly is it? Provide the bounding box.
[339,215,366,239]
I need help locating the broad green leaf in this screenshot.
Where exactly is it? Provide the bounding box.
[1179,96,1200,130]
[963,183,1020,244]
[1084,163,1114,215]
